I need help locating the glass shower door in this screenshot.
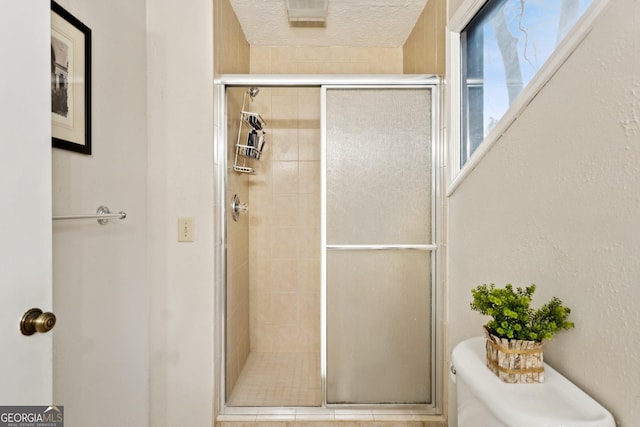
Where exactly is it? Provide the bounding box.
[324,87,434,404]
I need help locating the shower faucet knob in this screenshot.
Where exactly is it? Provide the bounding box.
[231,194,248,222]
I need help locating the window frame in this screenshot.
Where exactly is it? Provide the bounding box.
[446,0,611,195]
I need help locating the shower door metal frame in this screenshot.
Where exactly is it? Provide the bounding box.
[213,75,445,418]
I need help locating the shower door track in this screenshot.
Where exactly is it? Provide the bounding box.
[214,74,445,421]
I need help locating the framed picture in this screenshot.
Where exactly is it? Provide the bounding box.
[51,1,91,155]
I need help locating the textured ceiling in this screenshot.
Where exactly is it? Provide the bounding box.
[228,0,428,47]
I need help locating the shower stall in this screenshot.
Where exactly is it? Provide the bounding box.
[214,75,444,415]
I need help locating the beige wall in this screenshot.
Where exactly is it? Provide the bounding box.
[248,88,321,353]
[251,46,402,74]
[215,0,250,397]
[51,1,148,426]
[403,0,446,75]
[447,1,640,426]
[214,0,250,75]
[225,88,251,396]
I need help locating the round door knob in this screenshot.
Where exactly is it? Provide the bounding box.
[20,308,56,336]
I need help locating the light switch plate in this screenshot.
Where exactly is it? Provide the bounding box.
[178,217,194,242]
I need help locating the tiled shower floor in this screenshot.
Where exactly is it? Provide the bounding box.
[227,352,321,407]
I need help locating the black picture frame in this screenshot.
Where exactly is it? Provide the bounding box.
[51,1,92,155]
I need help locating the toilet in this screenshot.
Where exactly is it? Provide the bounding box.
[451,337,615,427]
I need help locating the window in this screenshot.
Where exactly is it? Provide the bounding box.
[458,0,594,167]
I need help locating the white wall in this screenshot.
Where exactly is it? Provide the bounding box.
[52,1,148,426]
[447,0,640,426]
[146,0,216,425]
[51,0,217,424]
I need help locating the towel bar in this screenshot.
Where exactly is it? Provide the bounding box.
[52,205,126,225]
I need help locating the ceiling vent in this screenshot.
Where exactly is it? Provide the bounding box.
[286,0,328,23]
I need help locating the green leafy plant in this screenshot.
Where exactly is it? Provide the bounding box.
[470,283,574,342]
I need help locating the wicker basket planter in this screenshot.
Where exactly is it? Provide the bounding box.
[485,327,544,384]
[471,284,574,384]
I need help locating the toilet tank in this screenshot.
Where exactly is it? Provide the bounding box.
[451,337,615,427]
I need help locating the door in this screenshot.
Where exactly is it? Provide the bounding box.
[324,87,435,405]
[0,1,53,403]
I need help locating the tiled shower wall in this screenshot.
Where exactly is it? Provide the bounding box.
[402,0,446,74]
[226,87,251,395]
[248,87,321,353]
[216,0,251,396]
[218,0,447,415]
[214,0,250,75]
[243,44,408,357]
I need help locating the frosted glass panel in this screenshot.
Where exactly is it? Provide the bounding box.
[325,87,433,405]
[326,250,431,404]
[326,89,432,245]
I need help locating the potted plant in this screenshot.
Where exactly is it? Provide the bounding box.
[470,283,574,383]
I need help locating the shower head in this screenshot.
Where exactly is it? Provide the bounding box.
[247,87,260,99]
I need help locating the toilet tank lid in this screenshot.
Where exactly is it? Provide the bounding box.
[451,337,615,427]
